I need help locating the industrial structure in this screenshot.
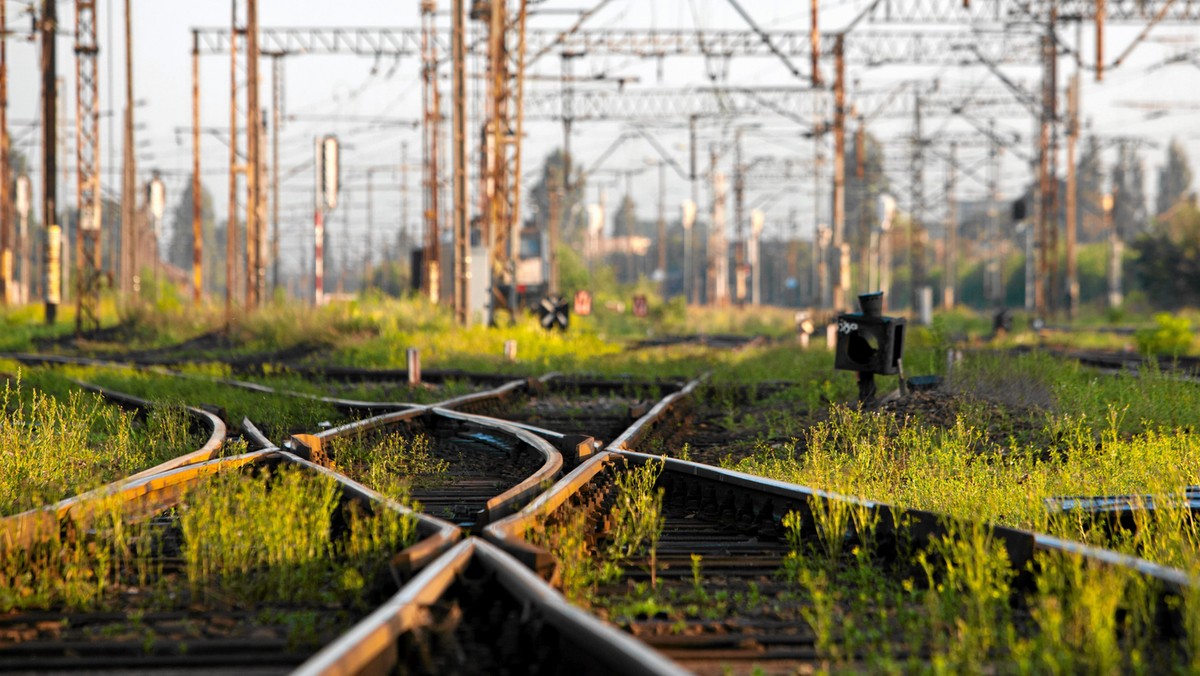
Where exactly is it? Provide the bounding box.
[1,1,1198,332]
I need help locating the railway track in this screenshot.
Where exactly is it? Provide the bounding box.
[289,395,563,533]
[0,449,458,672]
[5,354,1199,672]
[296,538,684,676]
[484,377,1195,674]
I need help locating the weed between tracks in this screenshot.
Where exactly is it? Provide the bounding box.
[0,376,199,516]
[528,458,665,602]
[324,430,448,502]
[1,463,417,650]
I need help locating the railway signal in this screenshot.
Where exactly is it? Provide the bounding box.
[632,294,648,318]
[538,296,569,331]
[572,289,591,316]
[834,292,906,402]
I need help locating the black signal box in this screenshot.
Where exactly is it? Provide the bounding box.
[834,293,906,376]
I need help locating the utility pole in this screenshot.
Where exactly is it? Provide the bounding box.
[856,114,868,295]
[401,140,409,270]
[0,0,9,305]
[708,148,728,306]
[986,119,1002,307]
[943,142,956,310]
[244,0,261,309]
[687,114,698,305]
[226,0,238,323]
[733,127,745,304]
[75,0,101,334]
[910,92,925,315]
[40,0,59,324]
[1034,6,1057,319]
[1105,190,1121,308]
[121,0,135,299]
[656,160,666,299]
[1065,30,1080,320]
[832,34,847,310]
[271,53,282,299]
[421,0,441,304]
[451,0,468,325]
[192,30,203,304]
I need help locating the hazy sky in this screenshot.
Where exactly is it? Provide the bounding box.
[6,1,1200,275]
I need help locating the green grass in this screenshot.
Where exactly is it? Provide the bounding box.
[1,462,418,614]
[0,376,199,516]
[44,364,347,441]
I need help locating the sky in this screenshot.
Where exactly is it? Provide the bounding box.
[6,0,1200,278]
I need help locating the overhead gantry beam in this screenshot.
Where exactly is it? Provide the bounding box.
[861,0,1200,24]
[522,87,832,124]
[190,26,1043,66]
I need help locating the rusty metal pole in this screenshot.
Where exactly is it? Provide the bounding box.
[271,54,281,299]
[40,0,58,323]
[855,115,867,295]
[226,0,238,323]
[910,92,925,314]
[451,0,468,325]
[1035,10,1056,320]
[809,0,820,87]
[421,1,441,304]
[943,142,957,310]
[192,31,203,304]
[657,160,666,299]
[75,0,102,335]
[832,34,847,311]
[687,114,698,305]
[1096,0,1106,82]
[1065,68,1079,319]
[733,127,745,305]
[244,0,260,309]
[0,0,9,305]
[121,0,135,300]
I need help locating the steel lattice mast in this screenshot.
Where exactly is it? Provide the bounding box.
[75,0,101,334]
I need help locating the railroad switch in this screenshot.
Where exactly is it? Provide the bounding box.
[834,292,906,402]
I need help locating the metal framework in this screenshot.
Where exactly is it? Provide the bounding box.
[421,1,440,304]
[478,0,530,321]
[861,0,1200,23]
[191,26,1044,65]
[74,0,101,334]
[523,87,832,123]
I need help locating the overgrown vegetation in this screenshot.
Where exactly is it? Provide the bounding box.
[1,463,417,617]
[529,458,665,602]
[0,377,198,515]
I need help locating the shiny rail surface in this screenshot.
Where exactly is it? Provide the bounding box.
[0,450,460,671]
[295,537,688,676]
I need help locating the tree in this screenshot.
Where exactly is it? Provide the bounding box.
[1112,142,1148,238]
[1132,203,1200,308]
[528,149,585,242]
[167,181,217,293]
[1076,135,1106,243]
[846,129,889,253]
[1155,139,1193,217]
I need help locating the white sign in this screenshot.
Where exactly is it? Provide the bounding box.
[681,200,697,231]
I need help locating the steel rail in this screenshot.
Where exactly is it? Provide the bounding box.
[483,451,615,577]
[0,380,227,550]
[295,378,566,531]
[609,382,1197,594]
[607,374,708,453]
[429,407,564,526]
[296,537,688,676]
[1,351,420,416]
[0,450,461,670]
